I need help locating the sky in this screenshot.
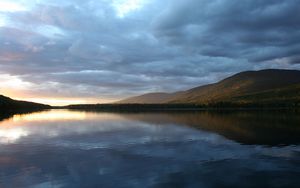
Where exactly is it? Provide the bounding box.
[0,0,300,105]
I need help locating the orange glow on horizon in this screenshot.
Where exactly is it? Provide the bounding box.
[1,89,116,106]
[0,74,118,106]
[0,76,118,106]
[17,97,88,106]
[14,97,116,106]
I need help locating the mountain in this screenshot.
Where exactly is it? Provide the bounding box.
[230,83,300,104]
[118,92,177,104]
[117,69,300,105]
[0,95,50,112]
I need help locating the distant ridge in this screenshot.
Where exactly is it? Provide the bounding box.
[117,92,177,104]
[0,95,50,112]
[117,69,300,105]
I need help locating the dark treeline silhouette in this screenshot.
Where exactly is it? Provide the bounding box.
[0,95,50,122]
[66,104,204,112]
[0,95,51,113]
[65,101,300,112]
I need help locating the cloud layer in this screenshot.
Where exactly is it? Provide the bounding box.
[1,0,300,103]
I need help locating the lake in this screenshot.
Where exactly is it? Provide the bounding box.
[0,109,300,188]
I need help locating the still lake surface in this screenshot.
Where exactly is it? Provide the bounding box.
[0,109,300,188]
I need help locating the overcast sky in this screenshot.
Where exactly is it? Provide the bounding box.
[1,0,300,105]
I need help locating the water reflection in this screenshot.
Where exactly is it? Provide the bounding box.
[12,110,87,122]
[0,110,132,144]
[122,111,300,146]
[0,109,299,187]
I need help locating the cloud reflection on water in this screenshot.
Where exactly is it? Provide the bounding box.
[0,110,299,187]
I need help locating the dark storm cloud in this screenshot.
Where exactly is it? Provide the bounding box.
[1,0,300,100]
[153,0,300,61]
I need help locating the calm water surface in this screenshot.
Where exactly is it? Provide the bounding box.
[0,110,300,188]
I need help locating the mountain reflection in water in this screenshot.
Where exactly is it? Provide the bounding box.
[122,111,300,146]
[0,109,299,188]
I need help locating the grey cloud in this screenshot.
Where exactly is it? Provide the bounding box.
[153,0,300,62]
[0,0,299,101]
